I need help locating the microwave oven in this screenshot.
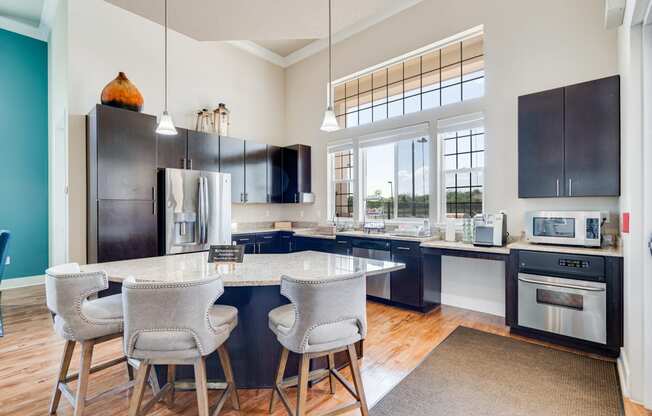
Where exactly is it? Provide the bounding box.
[525,211,602,247]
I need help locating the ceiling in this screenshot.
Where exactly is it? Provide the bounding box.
[0,0,44,27]
[105,0,424,65]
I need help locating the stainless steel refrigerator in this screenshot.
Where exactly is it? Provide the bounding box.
[160,168,231,255]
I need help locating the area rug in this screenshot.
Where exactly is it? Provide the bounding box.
[370,326,623,416]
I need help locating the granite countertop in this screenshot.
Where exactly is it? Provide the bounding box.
[419,239,623,257]
[234,228,434,242]
[81,251,405,287]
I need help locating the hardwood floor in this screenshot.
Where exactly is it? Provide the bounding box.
[0,285,649,416]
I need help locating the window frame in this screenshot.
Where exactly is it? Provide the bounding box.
[327,147,356,221]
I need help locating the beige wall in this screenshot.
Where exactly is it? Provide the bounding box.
[65,0,294,262]
[284,0,619,316]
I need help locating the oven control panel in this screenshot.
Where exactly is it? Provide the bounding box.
[558,259,590,269]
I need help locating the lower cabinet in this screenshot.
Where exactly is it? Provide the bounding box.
[256,232,279,253]
[232,233,256,254]
[278,232,293,253]
[390,241,422,308]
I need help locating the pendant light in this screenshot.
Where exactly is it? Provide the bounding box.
[320,0,340,132]
[156,0,177,135]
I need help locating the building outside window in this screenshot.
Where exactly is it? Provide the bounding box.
[439,115,485,219]
[333,32,484,129]
[330,149,354,218]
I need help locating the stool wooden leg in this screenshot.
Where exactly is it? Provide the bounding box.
[327,353,336,394]
[296,354,310,416]
[269,347,289,413]
[49,340,76,415]
[127,362,134,381]
[128,362,151,416]
[194,357,210,416]
[73,340,95,416]
[217,345,240,410]
[347,344,369,416]
[166,365,176,406]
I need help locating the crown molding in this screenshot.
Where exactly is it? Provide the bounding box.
[0,15,47,41]
[230,0,426,68]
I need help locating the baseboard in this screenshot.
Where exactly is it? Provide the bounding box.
[0,275,45,291]
[617,348,631,398]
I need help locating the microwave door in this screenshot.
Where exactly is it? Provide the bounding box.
[203,171,232,246]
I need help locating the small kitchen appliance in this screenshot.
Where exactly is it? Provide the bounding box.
[473,212,508,246]
[525,211,602,247]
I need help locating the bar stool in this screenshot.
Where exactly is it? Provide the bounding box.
[268,272,369,416]
[122,276,239,416]
[45,263,148,416]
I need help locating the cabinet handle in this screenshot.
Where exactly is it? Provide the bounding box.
[568,178,573,196]
[152,201,156,215]
[181,158,186,169]
[294,194,298,203]
[239,238,250,242]
[188,159,193,170]
[240,193,244,202]
[556,179,559,197]
[396,246,411,251]
[263,236,273,239]
[337,241,348,244]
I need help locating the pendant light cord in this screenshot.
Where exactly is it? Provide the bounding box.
[164,0,168,112]
[328,0,332,108]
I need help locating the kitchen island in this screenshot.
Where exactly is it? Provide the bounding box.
[82,251,404,388]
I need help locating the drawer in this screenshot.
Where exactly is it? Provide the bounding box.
[255,232,278,243]
[232,234,255,244]
[390,240,421,257]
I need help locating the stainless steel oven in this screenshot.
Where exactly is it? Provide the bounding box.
[525,211,602,247]
[517,251,607,345]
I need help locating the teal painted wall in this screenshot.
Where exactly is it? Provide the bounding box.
[0,28,49,279]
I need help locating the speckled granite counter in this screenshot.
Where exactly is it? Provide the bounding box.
[82,250,405,286]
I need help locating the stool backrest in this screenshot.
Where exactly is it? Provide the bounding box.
[122,277,225,357]
[279,272,367,353]
[0,230,10,279]
[45,263,112,339]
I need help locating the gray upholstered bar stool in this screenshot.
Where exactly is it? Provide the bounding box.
[45,263,143,416]
[268,272,369,416]
[122,276,239,416]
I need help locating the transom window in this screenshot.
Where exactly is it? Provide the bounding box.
[441,126,485,218]
[333,33,484,129]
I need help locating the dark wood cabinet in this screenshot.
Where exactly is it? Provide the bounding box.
[96,200,157,262]
[518,76,620,198]
[255,232,278,253]
[518,88,565,198]
[188,130,220,172]
[282,144,311,203]
[267,145,284,203]
[232,233,256,254]
[564,76,620,197]
[219,136,246,203]
[89,105,157,200]
[390,241,422,307]
[245,141,268,203]
[157,128,188,170]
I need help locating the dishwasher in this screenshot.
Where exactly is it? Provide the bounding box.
[351,238,391,300]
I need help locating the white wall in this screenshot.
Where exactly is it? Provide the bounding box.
[64,0,294,262]
[284,0,619,316]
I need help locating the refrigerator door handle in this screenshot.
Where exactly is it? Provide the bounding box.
[198,177,207,245]
[203,177,210,244]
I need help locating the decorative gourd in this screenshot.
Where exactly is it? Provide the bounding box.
[100,72,144,112]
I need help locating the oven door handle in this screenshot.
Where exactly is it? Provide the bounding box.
[517,276,605,292]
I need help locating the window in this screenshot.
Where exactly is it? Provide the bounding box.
[333,32,484,129]
[331,149,354,218]
[361,135,430,220]
[440,123,485,219]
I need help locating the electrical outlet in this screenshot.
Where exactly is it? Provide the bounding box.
[5,256,10,265]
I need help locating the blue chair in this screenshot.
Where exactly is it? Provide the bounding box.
[0,230,10,337]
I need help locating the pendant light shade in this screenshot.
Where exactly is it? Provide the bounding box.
[156,110,178,135]
[320,0,340,132]
[320,107,339,131]
[156,0,177,135]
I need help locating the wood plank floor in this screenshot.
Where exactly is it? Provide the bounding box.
[0,285,649,416]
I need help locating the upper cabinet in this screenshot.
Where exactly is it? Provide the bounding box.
[564,76,620,197]
[518,75,620,198]
[244,141,268,203]
[188,130,220,171]
[89,105,157,200]
[282,144,312,203]
[267,145,284,203]
[219,136,246,203]
[157,127,188,170]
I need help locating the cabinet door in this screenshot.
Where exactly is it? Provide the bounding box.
[282,147,298,203]
[96,105,157,200]
[390,252,422,307]
[518,88,565,198]
[245,141,268,203]
[564,76,620,197]
[256,232,279,253]
[188,130,220,172]
[219,136,246,202]
[297,145,312,193]
[278,232,293,253]
[232,234,256,253]
[97,200,157,262]
[267,145,283,203]
[157,128,188,169]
